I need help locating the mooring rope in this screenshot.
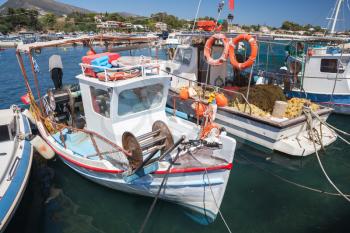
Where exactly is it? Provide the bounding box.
[138,148,182,233]
[237,154,350,198]
[303,107,350,202]
[188,150,233,233]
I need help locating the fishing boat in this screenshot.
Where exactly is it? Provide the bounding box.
[15,35,236,223]
[282,0,350,114]
[0,106,33,232]
[161,33,337,157]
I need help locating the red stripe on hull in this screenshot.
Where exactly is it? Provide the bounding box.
[39,124,233,175]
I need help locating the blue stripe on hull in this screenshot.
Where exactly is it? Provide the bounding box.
[0,116,32,231]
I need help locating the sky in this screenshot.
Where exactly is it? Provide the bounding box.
[0,0,350,29]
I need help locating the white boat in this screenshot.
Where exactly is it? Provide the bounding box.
[15,36,236,223]
[0,106,33,232]
[284,0,350,114]
[161,41,337,157]
[165,33,181,47]
[284,41,350,115]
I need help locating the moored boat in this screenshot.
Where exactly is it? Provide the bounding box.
[15,35,236,223]
[0,106,33,232]
[161,34,337,157]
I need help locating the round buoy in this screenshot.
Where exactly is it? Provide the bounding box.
[192,102,206,118]
[179,88,189,100]
[215,93,228,107]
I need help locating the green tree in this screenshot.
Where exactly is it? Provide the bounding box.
[41,13,57,30]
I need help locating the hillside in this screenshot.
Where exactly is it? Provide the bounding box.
[0,0,93,15]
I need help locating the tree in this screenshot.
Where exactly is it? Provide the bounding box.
[41,13,57,30]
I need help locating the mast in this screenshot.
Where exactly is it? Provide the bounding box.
[330,0,344,34]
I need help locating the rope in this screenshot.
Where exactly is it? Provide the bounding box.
[237,154,350,197]
[303,107,350,202]
[187,150,233,233]
[309,110,350,145]
[138,148,182,233]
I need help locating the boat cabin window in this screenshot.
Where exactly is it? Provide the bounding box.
[320,59,344,73]
[90,87,111,118]
[118,84,163,116]
[0,125,10,142]
[174,48,192,65]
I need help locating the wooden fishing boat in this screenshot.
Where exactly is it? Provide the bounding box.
[161,36,337,157]
[0,106,33,232]
[15,35,236,223]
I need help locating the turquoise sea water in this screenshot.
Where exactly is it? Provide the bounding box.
[0,45,350,233]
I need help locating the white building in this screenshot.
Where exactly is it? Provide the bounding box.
[155,22,167,31]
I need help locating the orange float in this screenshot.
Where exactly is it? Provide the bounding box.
[215,93,228,107]
[193,102,206,118]
[204,34,229,66]
[179,88,189,100]
[229,34,258,70]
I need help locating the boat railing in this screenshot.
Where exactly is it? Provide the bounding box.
[79,62,160,82]
[32,100,131,170]
[163,70,254,114]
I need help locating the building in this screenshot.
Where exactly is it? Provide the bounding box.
[155,22,167,31]
[97,21,121,30]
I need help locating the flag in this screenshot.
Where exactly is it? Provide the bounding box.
[229,0,234,11]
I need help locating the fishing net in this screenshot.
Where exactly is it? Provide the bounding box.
[284,98,320,119]
[235,85,286,113]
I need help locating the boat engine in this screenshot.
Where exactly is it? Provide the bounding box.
[46,84,84,128]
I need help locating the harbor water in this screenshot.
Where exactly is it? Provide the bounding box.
[1,46,350,233]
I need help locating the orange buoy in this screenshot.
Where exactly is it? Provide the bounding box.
[179,88,189,100]
[229,34,258,70]
[204,34,229,66]
[193,102,206,118]
[215,93,228,107]
[307,48,314,57]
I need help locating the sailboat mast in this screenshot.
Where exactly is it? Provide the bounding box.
[330,0,344,34]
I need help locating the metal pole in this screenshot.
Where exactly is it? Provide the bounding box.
[331,0,344,34]
[16,51,32,94]
[28,51,44,110]
[192,0,202,32]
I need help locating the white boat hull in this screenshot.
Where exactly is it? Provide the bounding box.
[168,90,337,157]
[35,119,235,223]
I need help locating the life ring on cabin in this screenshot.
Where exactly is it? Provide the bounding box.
[229,34,258,70]
[97,69,141,81]
[204,34,229,66]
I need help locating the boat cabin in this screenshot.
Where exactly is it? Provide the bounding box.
[76,66,170,145]
[300,47,350,95]
[162,44,228,88]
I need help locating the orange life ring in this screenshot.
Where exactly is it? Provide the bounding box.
[204,34,229,66]
[229,34,258,70]
[97,70,141,81]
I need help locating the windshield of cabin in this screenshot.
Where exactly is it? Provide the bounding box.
[174,48,192,65]
[118,84,164,116]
